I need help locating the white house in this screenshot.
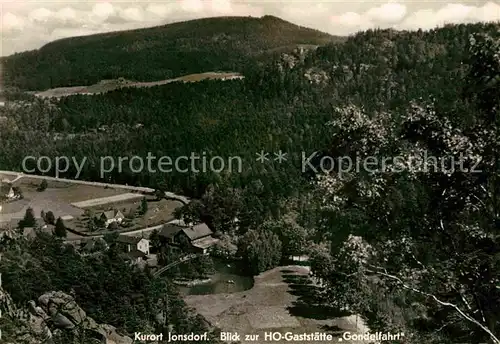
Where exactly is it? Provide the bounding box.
[116,235,150,256]
[97,210,124,227]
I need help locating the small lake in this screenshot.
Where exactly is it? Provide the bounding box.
[178,259,254,295]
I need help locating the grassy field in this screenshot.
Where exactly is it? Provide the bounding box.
[0,175,148,228]
[0,174,185,243]
[34,72,244,98]
[184,266,371,344]
[0,175,128,201]
[71,193,144,208]
[77,198,184,233]
[139,198,184,226]
[0,176,129,223]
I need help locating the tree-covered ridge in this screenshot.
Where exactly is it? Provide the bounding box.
[299,23,500,111]
[1,15,339,91]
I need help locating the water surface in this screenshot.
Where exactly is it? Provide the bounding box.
[179,259,253,295]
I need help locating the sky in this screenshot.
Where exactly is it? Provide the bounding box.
[1,0,500,56]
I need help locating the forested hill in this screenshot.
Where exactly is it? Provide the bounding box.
[290,22,500,112]
[1,15,340,91]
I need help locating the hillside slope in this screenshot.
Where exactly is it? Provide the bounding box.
[1,15,340,91]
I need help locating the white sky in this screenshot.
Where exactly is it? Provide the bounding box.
[1,0,500,56]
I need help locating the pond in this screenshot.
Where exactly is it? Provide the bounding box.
[178,258,254,295]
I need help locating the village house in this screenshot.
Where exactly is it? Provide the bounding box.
[116,235,150,256]
[116,235,150,267]
[159,222,219,254]
[120,250,147,265]
[97,210,124,227]
[159,224,182,245]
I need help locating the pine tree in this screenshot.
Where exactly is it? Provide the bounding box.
[140,197,148,215]
[19,207,36,229]
[150,229,161,252]
[54,218,66,238]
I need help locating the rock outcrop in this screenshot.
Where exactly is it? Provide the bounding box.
[0,287,53,344]
[0,288,133,344]
[304,68,330,85]
[38,291,88,329]
[277,45,318,72]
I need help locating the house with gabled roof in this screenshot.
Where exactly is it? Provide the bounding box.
[158,222,219,254]
[119,250,148,266]
[97,210,124,227]
[159,224,183,244]
[116,235,150,256]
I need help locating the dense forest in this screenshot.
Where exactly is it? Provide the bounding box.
[1,19,500,344]
[1,15,338,90]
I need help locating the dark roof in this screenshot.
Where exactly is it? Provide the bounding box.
[116,235,143,245]
[121,250,146,260]
[101,210,115,220]
[180,223,213,241]
[191,236,219,249]
[159,224,182,238]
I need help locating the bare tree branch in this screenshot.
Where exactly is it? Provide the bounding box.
[366,266,500,344]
